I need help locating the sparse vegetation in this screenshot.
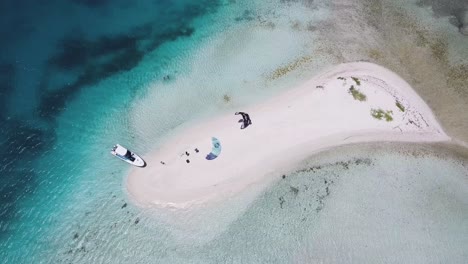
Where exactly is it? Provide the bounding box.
[351,76,361,85]
[269,56,312,80]
[290,20,301,30]
[368,49,382,60]
[259,20,276,29]
[348,85,367,101]
[371,109,393,121]
[396,100,405,112]
[429,39,448,62]
[306,21,316,32]
[290,186,299,195]
[447,64,468,93]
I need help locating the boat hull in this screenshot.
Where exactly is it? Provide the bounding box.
[111,144,146,167]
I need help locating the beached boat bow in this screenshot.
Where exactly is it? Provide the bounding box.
[111,144,146,167]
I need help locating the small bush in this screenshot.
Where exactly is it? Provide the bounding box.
[351,76,361,85]
[349,85,367,101]
[396,101,405,112]
[371,109,393,121]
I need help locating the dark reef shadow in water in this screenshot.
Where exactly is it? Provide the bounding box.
[0,65,56,239]
[0,0,220,242]
[416,0,467,32]
[39,4,205,119]
[0,64,15,113]
[40,32,145,119]
[72,0,110,8]
[416,0,467,17]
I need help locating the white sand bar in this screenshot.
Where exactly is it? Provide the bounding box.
[127,62,450,208]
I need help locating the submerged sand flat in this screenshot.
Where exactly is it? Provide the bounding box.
[127,62,450,208]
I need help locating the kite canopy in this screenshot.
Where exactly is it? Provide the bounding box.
[206,137,221,160]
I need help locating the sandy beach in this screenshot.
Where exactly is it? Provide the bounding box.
[126,62,450,208]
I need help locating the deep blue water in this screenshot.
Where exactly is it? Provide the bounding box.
[0,0,220,250]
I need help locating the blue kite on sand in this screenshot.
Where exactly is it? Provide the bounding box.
[206,137,221,160]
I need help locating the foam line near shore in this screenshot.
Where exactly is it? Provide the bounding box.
[126,62,450,208]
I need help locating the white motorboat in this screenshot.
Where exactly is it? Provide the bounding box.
[111,144,146,167]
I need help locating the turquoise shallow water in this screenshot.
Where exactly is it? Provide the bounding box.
[0,0,467,263]
[7,143,468,263]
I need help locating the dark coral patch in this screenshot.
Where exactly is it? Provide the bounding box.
[0,119,54,238]
[0,64,15,115]
[41,19,198,119]
[49,33,140,70]
[72,0,110,8]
